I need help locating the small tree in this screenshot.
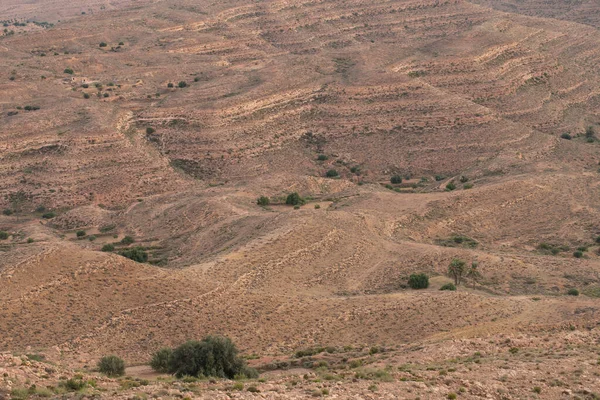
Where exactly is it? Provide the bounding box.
[98,355,125,377]
[286,192,304,206]
[257,196,270,206]
[390,175,402,184]
[448,258,466,285]
[585,126,596,140]
[408,273,429,289]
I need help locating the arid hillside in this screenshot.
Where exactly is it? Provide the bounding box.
[1,0,600,398]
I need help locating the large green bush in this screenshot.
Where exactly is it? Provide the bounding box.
[98,355,125,377]
[158,336,256,379]
[408,273,429,289]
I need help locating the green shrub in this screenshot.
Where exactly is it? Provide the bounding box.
[64,68,74,74]
[83,93,90,99]
[317,154,328,161]
[146,127,155,134]
[82,83,89,88]
[390,175,402,184]
[167,82,174,88]
[99,42,107,47]
[2,208,13,215]
[167,336,250,378]
[103,93,109,98]
[446,181,456,191]
[286,192,304,206]
[178,81,187,88]
[0,231,8,240]
[567,288,579,296]
[448,393,457,400]
[119,247,148,263]
[585,126,596,140]
[459,175,469,183]
[98,355,125,377]
[27,238,34,243]
[10,388,29,400]
[150,348,173,373]
[560,133,572,140]
[573,250,583,258]
[314,204,321,209]
[440,283,456,291]
[101,244,114,252]
[120,235,134,245]
[408,273,429,289]
[76,230,86,237]
[464,183,473,189]
[119,41,124,46]
[326,169,339,178]
[533,386,541,394]
[60,378,87,391]
[42,212,56,219]
[257,196,270,206]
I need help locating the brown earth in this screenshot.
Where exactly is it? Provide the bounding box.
[1,0,600,398]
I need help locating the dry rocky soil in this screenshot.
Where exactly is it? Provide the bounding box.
[1,0,600,398]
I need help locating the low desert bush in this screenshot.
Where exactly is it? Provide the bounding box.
[408,273,429,289]
[98,355,125,377]
[119,247,148,263]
